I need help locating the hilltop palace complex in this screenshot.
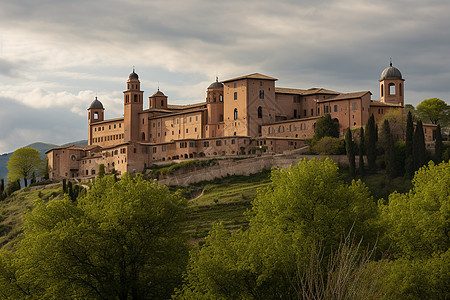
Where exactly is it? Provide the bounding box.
[46,64,437,180]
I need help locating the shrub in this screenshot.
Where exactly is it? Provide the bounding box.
[311,137,345,155]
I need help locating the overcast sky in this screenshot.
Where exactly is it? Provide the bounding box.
[0,0,449,153]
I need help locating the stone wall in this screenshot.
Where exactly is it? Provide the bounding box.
[157,154,358,186]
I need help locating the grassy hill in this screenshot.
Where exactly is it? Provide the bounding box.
[0,170,270,250]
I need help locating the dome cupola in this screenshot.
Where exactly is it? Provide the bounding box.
[380,62,402,80]
[208,77,223,89]
[88,97,104,110]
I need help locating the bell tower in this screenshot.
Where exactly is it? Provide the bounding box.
[87,97,104,145]
[123,69,144,142]
[379,61,404,106]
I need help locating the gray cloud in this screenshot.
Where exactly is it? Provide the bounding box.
[0,0,449,152]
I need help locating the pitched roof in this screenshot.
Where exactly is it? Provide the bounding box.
[45,145,100,154]
[319,91,371,102]
[222,73,278,83]
[276,87,339,96]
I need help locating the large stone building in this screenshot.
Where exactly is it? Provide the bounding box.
[46,63,434,180]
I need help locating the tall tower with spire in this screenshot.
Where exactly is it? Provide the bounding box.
[123,69,144,142]
[379,60,404,106]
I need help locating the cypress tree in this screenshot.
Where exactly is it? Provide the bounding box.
[67,181,73,200]
[345,128,356,178]
[0,178,4,200]
[98,164,105,178]
[62,179,67,193]
[405,111,414,178]
[359,127,365,177]
[365,114,376,170]
[382,120,395,178]
[413,120,426,170]
[435,124,443,163]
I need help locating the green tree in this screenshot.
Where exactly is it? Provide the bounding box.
[365,115,377,170]
[376,161,450,299]
[381,120,395,178]
[405,111,414,178]
[0,173,188,299]
[4,180,21,197]
[380,161,449,258]
[313,114,339,141]
[98,164,105,178]
[345,128,356,177]
[378,109,405,141]
[435,124,444,163]
[311,136,345,155]
[6,147,44,188]
[416,98,449,125]
[359,127,365,177]
[413,120,426,171]
[178,159,378,299]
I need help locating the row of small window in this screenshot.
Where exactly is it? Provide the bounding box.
[268,123,308,134]
[148,116,200,126]
[125,94,140,103]
[94,123,122,132]
[179,139,238,149]
[93,134,124,143]
[208,95,223,102]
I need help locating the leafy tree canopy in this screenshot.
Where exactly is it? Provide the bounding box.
[0,173,189,299]
[416,98,449,125]
[313,114,339,141]
[6,147,43,187]
[380,161,450,258]
[178,158,379,299]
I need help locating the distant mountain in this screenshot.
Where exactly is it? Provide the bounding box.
[0,140,88,182]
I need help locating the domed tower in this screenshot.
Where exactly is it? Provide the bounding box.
[379,61,404,106]
[149,89,168,109]
[124,69,144,142]
[87,97,104,145]
[206,77,224,125]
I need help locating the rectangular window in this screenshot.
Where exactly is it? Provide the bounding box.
[334,105,338,112]
[186,129,188,133]
[231,139,235,144]
[152,147,157,153]
[234,92,237,100]
[190,117,192,122]
[216,141,221,146]
[352,102,357,111]
[311,109,314,116]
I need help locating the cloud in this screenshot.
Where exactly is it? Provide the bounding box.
[0,0,449,153]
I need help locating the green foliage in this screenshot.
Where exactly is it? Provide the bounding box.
[413,120,426,171]
[6,147,44,188]
[311,136,345,155]
[380,161,449,258]
[98,163,105,178]
[345,128,356,177]
[365,115,377,171]
[0,174,189,299]
[381,120,396,178]
[4,180,20,197]
[313,114,339,141]
[178,159,379,299]
[359,127,365,177]
[405,111,414,178]
[435,124,444,163]
[416,97,450,125]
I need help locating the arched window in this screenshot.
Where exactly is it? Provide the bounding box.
[278,126,284,133]
[381,84,384,97]
[161,100,164,106]
[389,83,396,95]
[234,108,238,120]
[219,95,223,102]
[142,132,145,141]
[134,94,138,102]
[399,83,402,96]
[258,106,262,118]
[94,112,99,120]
